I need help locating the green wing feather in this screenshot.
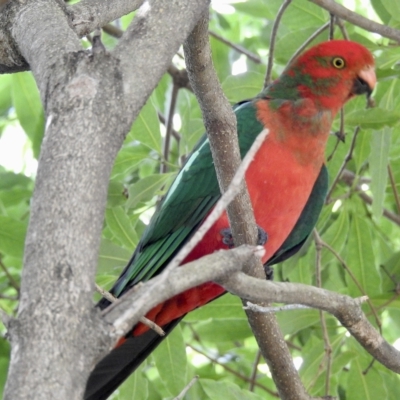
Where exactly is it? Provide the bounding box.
[111,101,264,297]
[110,100,328,298]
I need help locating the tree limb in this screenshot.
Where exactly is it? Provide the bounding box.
[183,12,314,400]
[309,0,400,42]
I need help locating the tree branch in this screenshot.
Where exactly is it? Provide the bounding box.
[183,11,314,400]
[309,0,400,42]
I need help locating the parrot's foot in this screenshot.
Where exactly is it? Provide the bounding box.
[220,225,268,249]
[264,264,274,281]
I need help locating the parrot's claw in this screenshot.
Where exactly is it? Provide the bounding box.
[220,225,268,249]
[264,264,274,281]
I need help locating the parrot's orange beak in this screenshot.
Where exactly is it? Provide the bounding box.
[353,65,376,97]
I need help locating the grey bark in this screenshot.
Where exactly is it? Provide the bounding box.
[4,0,209,399]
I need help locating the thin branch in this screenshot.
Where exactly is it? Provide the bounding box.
[285,21,331,70]
[187,344,279,396]
[388,164,400,214]
[341,170,400,227]
[327,108,345,162]
[208,30,262,64]
[213,273,400,374]
[166,128,269,271]
[244,302,312,312]
[158,112,181,141]
[103,245,264,337]
[314,229,332,397]
[173,375,199,400]
[0,257,20,293]
[249,350,262,392]
[326,126,360,203]
[264,0,292,87]
[335,18,350,40]
[308,0,400,42]
[161,84,179,174]
[95,283,165,336]
[318,240,382,331]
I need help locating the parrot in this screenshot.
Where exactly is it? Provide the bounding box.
[85,40,376,400]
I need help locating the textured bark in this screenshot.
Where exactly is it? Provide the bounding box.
[183,13,313,400]
[3,0,209,398]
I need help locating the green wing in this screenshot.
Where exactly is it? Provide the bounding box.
[111,101,264,297]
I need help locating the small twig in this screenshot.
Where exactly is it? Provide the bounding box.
[318,241,381,331]
[187,344,279,396]
[335,18,350,40]
[173,375,199,400]
[309,0,400,42]
[264,0,292,87]
[208,30,262,64]
[248,349,262,392]
[161,83,179,173]
[329,14,335,40]
[0,294,18,300]
[388,164,400,214]
[327,108,345,162]
[326,126,360,203]
[95,283,165,336]
[166,128,269,270]
[314,229,333,397]
[341,170,400,227]
[158,112,181,141]
[0,257,20,293]
[284,21,331,71]
[244,302,312,313]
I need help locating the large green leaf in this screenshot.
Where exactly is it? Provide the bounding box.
[0,216,27,258]
[345,215,381,298]
[200,379,265,400]
[153,324,187,397]
[126,173,175,209]
[369,128,391,218]
[128,99,162,153]
[105,207,138,250]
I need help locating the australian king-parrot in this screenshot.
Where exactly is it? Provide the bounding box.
[85,40,376,399]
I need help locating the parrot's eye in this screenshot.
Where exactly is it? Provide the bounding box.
[332,57,345,69]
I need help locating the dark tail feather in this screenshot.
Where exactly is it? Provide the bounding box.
[84,318,181,400]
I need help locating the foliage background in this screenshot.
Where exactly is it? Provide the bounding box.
[1,0,400,398]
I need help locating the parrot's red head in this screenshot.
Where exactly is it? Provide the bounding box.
[269,40,376,112]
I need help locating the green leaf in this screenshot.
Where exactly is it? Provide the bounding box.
[0,216,27,258]
[381,0,400,21]
[345,108,400,129]
[153,325,187,396]
[97,238,131,273]
[126,173,175,209]
[200,379,265,400]
[105,207,138,250]
[115,366,149,400]
[369,128,391,218]
[222,72,264,103]
[194,318,252,342]
[11,72,44,158]
[184,293,243,321]
[276,309,320,336]
[345,215,381,298]
[107,180,127,208]
[346,355,388,400]
[128,99,162,153]
[111,146,149,179]
[0,172,32,190]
